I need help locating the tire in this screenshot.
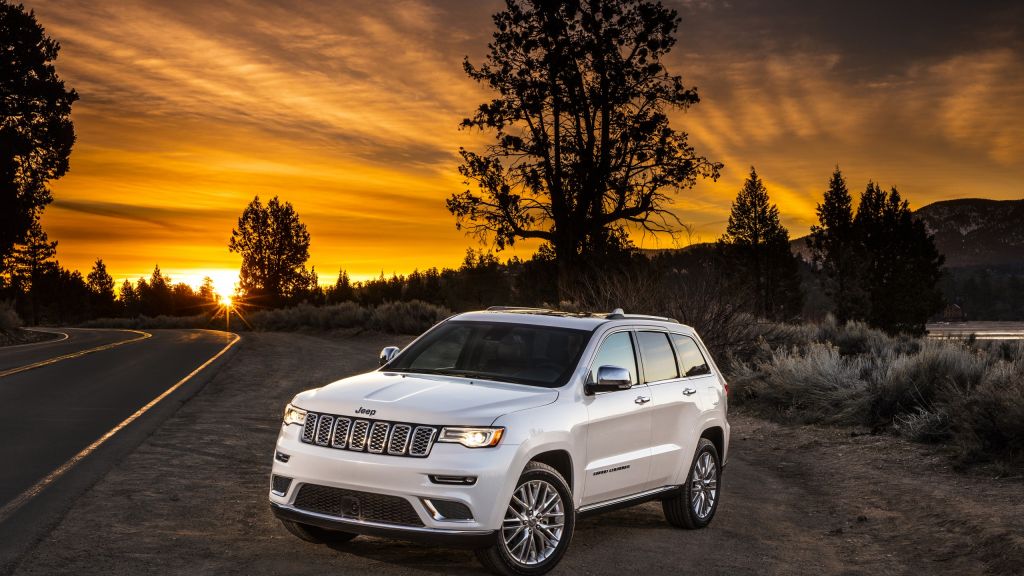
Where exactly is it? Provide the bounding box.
[663,438,721,529]
[475,461,575,576]
[279,519,358,544]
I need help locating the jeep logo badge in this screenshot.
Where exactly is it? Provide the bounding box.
[355,406,376,417]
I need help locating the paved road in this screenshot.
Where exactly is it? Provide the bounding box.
[0,327,141,373]
[0,328,238,570]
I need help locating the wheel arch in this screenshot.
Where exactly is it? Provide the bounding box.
[528,449,574,495]
[700,425,725,463]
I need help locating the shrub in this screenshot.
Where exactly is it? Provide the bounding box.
[866,340,987,426]
[950,357,1024,461]
[730,343,868,424]
[369,300,451,335]
[729,318,1024,465]
[80,300,451,336]
[0,300,22,332]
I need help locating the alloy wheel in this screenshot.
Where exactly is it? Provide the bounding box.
[501,479,565,565]
[690,451,717,519]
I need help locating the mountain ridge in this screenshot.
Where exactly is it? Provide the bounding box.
[789,198,1024,268]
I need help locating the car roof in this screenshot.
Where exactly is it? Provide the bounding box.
[451,309,694,333]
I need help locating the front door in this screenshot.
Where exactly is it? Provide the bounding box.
[581,330,653,506]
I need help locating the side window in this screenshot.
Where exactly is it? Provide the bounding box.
[671,334,711,377]
[636,331,679,383]
[589,332,638,385]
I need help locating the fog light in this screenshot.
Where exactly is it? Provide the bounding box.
[271,475,292,496]
[428,475,477,485]
[422,498,473,521]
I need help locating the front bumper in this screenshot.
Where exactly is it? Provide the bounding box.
[269,422,521,534]
[270,502,496,548]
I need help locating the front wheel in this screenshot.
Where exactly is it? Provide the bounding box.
[475,461,575,576]
[662,438,721,529]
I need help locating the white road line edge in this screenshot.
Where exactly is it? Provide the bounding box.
[0,331,241,525]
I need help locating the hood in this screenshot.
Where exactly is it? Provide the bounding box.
[293,371,559,426]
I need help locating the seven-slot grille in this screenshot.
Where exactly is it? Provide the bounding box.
[300,411,438,458]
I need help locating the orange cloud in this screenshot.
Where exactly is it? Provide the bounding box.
[21,0,1024,285]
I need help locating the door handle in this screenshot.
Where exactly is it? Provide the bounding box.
[682,387,697,396]
[634,396,651,405]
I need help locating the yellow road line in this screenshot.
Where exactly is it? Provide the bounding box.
[0,331,241,525]
[0,330,151,379]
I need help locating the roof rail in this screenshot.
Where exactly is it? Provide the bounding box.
[485,306,552,313]
[481,306,679,324]
[604,308,679,323]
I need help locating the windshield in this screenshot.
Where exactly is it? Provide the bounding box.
[385,320,591,388]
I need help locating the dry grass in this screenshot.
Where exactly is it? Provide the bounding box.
[730,321,1024,465]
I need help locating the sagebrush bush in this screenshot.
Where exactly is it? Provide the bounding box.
[79,314,210,329]
[730,342,868,424]
[867,341,987,425]
[82,300,450,336]
[950,358,1024,460]
[729,319,1024,465]
[0,300,22,332]
[369,300,451,335]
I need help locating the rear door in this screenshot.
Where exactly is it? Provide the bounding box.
[641,330,704,489]
[581,330,653,506]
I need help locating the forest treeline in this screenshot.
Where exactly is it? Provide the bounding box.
[2,164,952,337]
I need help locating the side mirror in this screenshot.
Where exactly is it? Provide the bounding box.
[379,346,400,366]
[585,365,632,395]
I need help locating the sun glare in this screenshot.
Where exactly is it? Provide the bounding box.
[219,295,233,308]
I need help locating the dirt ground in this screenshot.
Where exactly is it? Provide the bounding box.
[10,332,1023,576]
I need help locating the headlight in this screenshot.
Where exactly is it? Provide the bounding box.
[283,404,307,426]
[437,427,504,448]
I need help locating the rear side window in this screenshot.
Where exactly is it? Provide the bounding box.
[636,331,679,383]
[671,334,711,377]
[590,331,638,385]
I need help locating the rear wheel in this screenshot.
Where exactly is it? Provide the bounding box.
[280,519,358,544]
[475,461,575,576]
[663,438,721,529]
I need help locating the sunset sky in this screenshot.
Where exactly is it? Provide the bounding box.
[24,0,1024,294]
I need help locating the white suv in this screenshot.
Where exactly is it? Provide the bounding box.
[270,308,729,575]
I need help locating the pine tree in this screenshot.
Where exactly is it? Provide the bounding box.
[11,220,57,324]
[720,167,803,319]
[807,167,867,323]
[198,276,217,304]
[143,265,173,316]
[119,279,140,317]
[87,258,116,317]
[329,268,353,303]
[854,183,944,334]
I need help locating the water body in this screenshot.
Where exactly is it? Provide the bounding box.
[927,321,1024,340]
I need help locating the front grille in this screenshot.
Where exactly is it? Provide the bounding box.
[315,414,334,446]
[410,426,437,457]
[388,424,412,455]
[349,420,369,451]
[301,415,317,443]
[299,411,438,458]
[294,483,424,527]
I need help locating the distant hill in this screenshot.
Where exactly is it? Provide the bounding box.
[791,198,1024,269]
